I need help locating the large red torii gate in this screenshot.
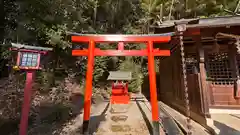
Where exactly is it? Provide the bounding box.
[71,33,173,135]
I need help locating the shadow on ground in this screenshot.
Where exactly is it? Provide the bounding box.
[136,100,153,135]
[88,103,110,134]
[0,94,84,135]
[75,103,110,134]
[31,94,85,135]
[214,120,240,135]
[230,114,240,120]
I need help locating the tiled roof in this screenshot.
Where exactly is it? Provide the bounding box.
[107,71,132,80]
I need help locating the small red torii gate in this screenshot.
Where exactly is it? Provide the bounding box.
[71,33,173,135]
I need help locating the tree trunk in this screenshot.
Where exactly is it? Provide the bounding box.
[0,0,5,43]
[93,0,98,27]
[49,47,59,87]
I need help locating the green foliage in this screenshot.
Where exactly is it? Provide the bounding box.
[0,0,239,93]
[93,56,110,84]
[0,0,239,91]
[119,57,143,93]
[0,47,10,59]
[179,0,239,18]
[45,24,69,48]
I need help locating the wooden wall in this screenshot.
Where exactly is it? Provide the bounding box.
[159,46,206,124]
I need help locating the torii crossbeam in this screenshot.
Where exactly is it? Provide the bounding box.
[70,33,173,135]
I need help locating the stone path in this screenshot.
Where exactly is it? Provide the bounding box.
[91,103,150,135]
[91,97,165,135]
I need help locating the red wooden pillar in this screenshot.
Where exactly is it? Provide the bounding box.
[19,71,34,135]
[147,41,160,135]
[82,40,95,134]
[118,42,124,50]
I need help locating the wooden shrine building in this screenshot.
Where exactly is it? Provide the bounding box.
[153,16,240,128]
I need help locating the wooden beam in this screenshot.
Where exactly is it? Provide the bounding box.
[216,32,240,39]
[71,33,173,43]
[183,37,237,44]
[72,49,170,56]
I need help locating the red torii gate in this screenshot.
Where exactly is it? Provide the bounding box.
[71,33,173,135]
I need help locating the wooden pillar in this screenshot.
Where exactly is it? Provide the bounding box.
[147,41,160,135]
[118,42,124,50]
[195,37,210,117]
[19,71,34,135]
[229,45,240,99]
[82,40,95,134]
